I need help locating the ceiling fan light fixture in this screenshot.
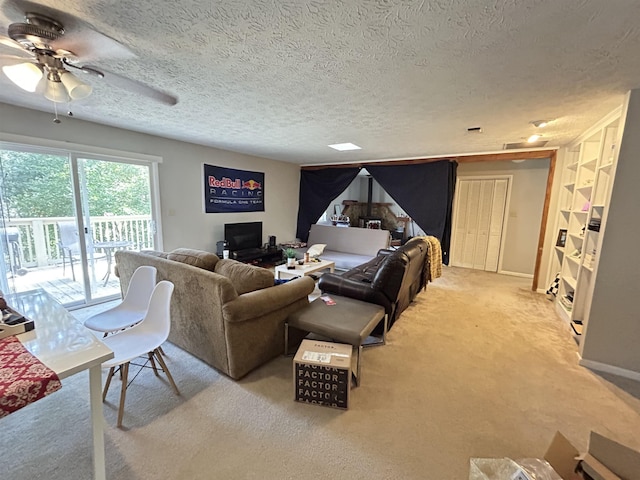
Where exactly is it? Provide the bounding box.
[2,62,43,92]
[44,76,70,103]
[3,10,177,107]
[60,71,92,99]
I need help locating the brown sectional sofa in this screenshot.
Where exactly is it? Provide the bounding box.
[114,248,315,379]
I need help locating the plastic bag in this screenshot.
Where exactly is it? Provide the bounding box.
[469,457,562,480]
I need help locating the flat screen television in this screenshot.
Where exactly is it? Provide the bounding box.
[224,221,263,252]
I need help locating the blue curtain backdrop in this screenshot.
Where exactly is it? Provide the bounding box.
[365,160,457,264]
[295,167,361,241]
[295,160,457,264]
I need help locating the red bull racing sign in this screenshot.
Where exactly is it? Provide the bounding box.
[204,164,265,213]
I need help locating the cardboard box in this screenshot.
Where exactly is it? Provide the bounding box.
[293,339,352,409]
[544,431,640,480]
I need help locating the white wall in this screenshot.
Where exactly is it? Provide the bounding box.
[0,103,301,252]
[367,176,421,233]
[581,90,640,373]
[323,173,408,223]
[457,159,550,276]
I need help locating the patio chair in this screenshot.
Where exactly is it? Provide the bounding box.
[57,221,80,281]
[101,280,179,428]
[83,266,157,335]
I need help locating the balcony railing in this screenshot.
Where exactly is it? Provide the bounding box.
[3,215,153,269]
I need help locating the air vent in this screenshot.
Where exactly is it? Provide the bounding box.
[504,140,548,149]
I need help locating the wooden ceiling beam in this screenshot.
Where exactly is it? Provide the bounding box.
[300,149,557,170]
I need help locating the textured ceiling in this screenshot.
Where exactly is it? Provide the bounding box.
[1,0,640,165]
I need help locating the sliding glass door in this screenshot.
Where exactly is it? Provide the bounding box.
[76,156,155,301]
[0,146,158,308]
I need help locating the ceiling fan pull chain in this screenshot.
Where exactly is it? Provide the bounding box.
[52,101,61,124]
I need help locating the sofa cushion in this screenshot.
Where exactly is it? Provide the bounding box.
[319,250,378,271]
[306,243,327,257]
[307,224,390,257]
[371,252,406,294]
[141,250,170,259]
[115,249,169,277]
[342,254,388,283]
[214,259,274,294]
[168,248,219,271]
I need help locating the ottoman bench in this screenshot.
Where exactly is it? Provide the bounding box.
[284,295,387,386]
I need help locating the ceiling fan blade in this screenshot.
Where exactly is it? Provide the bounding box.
[1,0,135,62]
[0,52,31,66]
[50,29,135,63]
[83,65,178,106]
[0,34,25,51]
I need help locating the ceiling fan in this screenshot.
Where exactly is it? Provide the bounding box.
[0,4,177,119]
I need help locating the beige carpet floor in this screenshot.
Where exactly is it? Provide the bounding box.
[2,266,640,479]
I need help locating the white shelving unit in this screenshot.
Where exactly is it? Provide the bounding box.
[551,109,622,342]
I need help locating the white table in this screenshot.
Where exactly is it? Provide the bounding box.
[93,240,133,286]
[275,259,335,279]
[7,289,114,480]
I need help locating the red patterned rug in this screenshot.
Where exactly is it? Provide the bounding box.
[0,336,62,417]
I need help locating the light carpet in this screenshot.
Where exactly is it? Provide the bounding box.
[2,267,640,479]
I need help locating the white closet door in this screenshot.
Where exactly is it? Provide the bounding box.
[485,179,508,271]
[451,177,509,271]
[451,180,469,267]
[472,180,494,269]
[461,180,481,268]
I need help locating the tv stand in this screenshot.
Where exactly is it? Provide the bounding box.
[231,247,283,267]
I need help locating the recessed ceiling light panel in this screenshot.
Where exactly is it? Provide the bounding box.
[531,120,551,128]
[328,143,361,151]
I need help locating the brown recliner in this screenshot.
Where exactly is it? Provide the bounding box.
[318,237,430,331]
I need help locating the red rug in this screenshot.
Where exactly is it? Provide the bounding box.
[0,336,62,417]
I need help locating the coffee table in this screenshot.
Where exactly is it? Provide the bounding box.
[275,259,335,280]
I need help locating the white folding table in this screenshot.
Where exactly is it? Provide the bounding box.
[8,289,114,480]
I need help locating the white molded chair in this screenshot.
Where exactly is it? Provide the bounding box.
[84,266,157,334]
[57,221,81,280]
[101,280,179,427]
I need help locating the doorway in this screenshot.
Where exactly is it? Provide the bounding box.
[0,146,159,308]
[450,176,511,271]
